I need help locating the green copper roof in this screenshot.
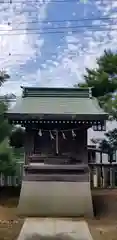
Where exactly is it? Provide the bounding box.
[7,87,107,120]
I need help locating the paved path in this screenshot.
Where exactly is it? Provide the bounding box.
[17,218,94,240]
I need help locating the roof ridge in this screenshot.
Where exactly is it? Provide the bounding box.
[21,86,92,98]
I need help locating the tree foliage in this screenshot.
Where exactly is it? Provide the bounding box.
[77,50,117,118]
[0,70,10,87]
[0,139,16,176]
[78,50,117,155]
[0,70,17,175]
[0,71,11,143]
[98,129,117,151]
[10,127,25,148]
[0,102,11,143]
[92,128,117,162]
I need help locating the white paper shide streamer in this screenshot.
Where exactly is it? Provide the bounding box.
[38,129,42,136]
[49,130,54,140]
[37,128,77,139]
[72,130,76,138]
[62,131,66,139]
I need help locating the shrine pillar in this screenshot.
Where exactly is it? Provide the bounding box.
[77,127,88,164]
[24,128,35,165]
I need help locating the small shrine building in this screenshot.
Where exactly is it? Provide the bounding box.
[6,87,108,217]
[7,86,107,164]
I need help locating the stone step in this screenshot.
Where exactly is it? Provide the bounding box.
[24,164,89,175]
[17,181,93,217]
[28,154,82,164]
[17,219,94,240]
[23,173,89,182]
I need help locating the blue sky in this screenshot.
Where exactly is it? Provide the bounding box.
[0,0,117,95]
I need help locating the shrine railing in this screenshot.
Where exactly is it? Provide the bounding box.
[89,163,117,188]
[0,162,117,188]
[88,146,117,188]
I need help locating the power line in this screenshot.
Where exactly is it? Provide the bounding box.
[0,46,111,59]
[0,24,116,35]
[3,0,117,3]
[1,23,117,31]
[0,28,116,35]
[7,16,117,25]
[0,51,83,58]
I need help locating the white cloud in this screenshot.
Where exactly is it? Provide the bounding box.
[0,21,37,69]
[1,0,117,94]
[31,1,117,87]
[0,0,49,94]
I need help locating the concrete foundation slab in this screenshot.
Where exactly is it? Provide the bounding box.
[17,181,93,217]
[17,218,94,240]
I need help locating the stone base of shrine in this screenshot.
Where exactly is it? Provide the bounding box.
[17,180,94,217]
[17,218,93,240]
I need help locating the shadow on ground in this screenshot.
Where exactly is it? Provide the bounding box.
[25,234,75,240]
[92,189,117,218]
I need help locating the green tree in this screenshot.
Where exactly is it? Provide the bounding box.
[0,70,16,175]
[10,127,25,148]
[0,71,11,142]
[92,129,117,162]
[98,129,117,150]
[0,139,16,176]
[0,70,10,86]
[77,50,117,117]
[78,50,117,157]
